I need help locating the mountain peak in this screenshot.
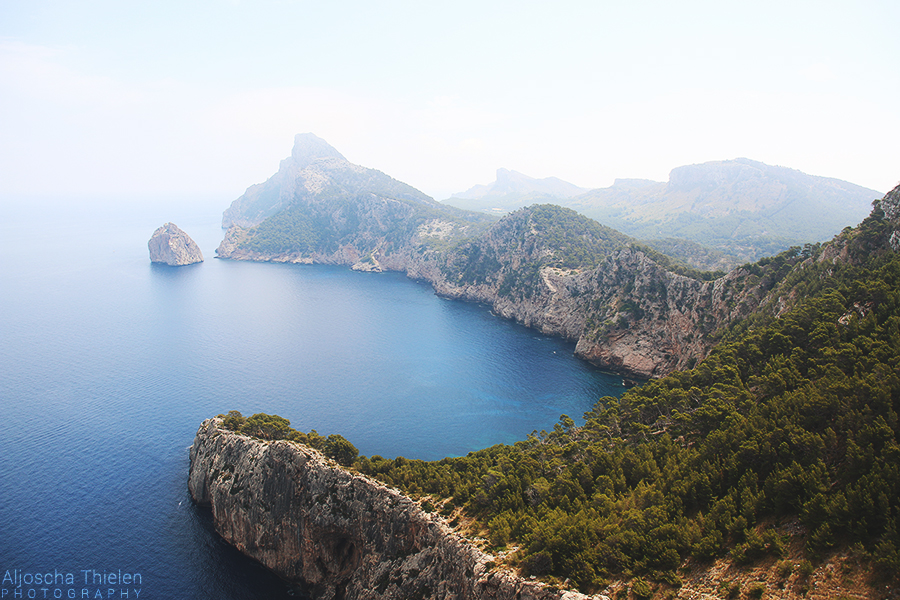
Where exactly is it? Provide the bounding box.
[452,169,587,201]
[290,133,347,168]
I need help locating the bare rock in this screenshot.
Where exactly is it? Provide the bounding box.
[189,418,604,600]
[148,222,203,266]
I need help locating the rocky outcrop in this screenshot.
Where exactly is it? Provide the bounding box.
[148,222,203,266]
[189,418,603,600]
[880,182,900,251]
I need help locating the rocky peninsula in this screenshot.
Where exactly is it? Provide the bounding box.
[149,222,203,266]
[189,418,602,600]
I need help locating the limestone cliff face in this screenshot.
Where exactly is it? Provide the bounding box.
[431,224,772,379]
[881,182,900,251]
[216,201,779,379]
[189,418,601,600]
[148,222,203,266]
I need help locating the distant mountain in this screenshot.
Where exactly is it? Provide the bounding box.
[444,159,882,267]
[570,158,882,263]
[444,168,588,214]
[218,133,495,270]
[219,135,862,379]
[222,133,439,229]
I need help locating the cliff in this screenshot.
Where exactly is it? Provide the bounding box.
[214,134,894,379]
[221,133,445,230]
[219,198,774,379]
[427,206,776,378]
[148,222,203,266]
[188,418,603,600]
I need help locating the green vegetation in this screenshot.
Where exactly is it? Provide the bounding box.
[608,209,816,264]
[444,204,636,293]
[630,241,725,281]
[241,203,326,254]
[238,186,492,257]
[528,204,631,269]
[641,237,739,272]
[352,207,900,592]
[219,201,899,594]
[218,411,359,467]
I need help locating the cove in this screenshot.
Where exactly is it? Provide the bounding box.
[0,197,626,599]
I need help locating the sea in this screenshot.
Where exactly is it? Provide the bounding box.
[0,195,626,599]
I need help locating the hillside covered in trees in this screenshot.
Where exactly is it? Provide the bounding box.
[221,184,900,597]
[220,135,888,383]
[352,196,900,594]
[444,159,883,269]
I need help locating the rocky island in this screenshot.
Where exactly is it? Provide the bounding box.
[149,222,204,266]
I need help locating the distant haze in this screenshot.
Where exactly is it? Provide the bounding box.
[443,157,883,264]
[0,1,898,202]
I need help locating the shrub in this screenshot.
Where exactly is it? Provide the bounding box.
[631,577,653,600]
[221,410,246,432]
[748,582,766,599]
[777,560,793,578]
[324,434,359,466]
[798,560,814,578]
[521,552,553,576]
[244,413,292,440]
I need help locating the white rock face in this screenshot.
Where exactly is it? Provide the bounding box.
[148,222,204,266]
[189,418,604,600]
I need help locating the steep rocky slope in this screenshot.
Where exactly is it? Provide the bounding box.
[216,137,838,379]
[189,418,603,600]
[148,222,203,265]
[197,185,900,599]
[222,133,456,230]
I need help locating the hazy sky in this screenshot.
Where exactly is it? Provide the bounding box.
[2,0,898,203]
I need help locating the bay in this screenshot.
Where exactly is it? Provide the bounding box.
[0,196,625,599]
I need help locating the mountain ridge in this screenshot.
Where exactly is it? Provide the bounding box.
[222,133,440,229]
[443,158,882,266]
[450,168,589,206]
[215,135,868,380]
[207,134,900,597]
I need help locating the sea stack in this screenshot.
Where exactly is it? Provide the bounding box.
[148,222,204,266]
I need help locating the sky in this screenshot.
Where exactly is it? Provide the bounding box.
[1,0,898,204]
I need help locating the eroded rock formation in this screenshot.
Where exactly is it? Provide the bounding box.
[148,222,203,266]
[189,418,602,600]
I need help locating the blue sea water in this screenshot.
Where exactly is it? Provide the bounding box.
[0,197,626,599]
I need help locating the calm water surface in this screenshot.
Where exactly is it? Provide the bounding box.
[0,197,625,599]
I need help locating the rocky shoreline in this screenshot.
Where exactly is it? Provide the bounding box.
[189,418,604,600]
[215,219,773,380]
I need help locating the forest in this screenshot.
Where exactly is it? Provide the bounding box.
[220,201,900,596]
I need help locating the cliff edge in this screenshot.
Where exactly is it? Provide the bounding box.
[188,418,602,600]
